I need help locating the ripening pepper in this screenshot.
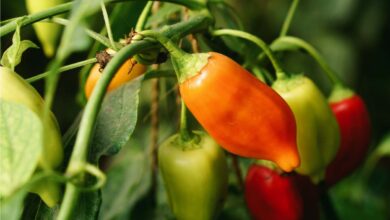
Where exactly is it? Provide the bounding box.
[0,66,63,207]
[158,131,228,220]
[272,74,340,182]
[325,86,371,187]
[179,52,299,172]
[245,163,320,220]
[25,0,67,57]
[84,58,146,99]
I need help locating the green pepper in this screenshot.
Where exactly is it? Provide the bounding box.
[0,66,63,207]
[158,131,228,220]
[273,74,340,182]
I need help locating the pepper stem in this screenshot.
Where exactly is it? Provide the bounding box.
[273,36,344,87]
[179,100,192,141]
[138,30,210,83]
[135,1,153,32]
[279,0,300,37]
[212,29,287,79]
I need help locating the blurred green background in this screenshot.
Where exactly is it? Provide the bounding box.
[2,0,389,139]
[1,0,389,219]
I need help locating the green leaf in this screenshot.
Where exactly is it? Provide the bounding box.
[0,188,29,220]
[22,194,59,220]
[66,21,92,53]
[99,145,151,220]
[72,191,102,220]
[145,3,182,28]
[110,1,146,40]
[0,100,42,198]
[22,182,101,220]
[0,20,38,71]
[89,76,143,163]
[209,2,256,59]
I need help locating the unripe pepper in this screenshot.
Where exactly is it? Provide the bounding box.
[158,131,228,220]
[25,0,67,57]
[245,163,320,220]
[0,66,63,207]
[84,49,147,99]
[272,74,340,182]
[325,86,371,187]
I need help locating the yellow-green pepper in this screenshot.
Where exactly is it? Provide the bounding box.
[25,0,67,57]
[273,74,340,182]
[0,66,63,207]
[158,131,228,220]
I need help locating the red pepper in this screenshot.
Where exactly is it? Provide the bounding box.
[245,164,320,220]
[325,88,371,187]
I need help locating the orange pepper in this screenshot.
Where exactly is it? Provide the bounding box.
[179,52,300,172]
[84,53,146,99]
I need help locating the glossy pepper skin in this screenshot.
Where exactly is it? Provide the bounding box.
[25,0,66,57]
[325,90,371,187]
[84,60,146,99]
[272,75,340,182]
[158,131,228,220]
[0,66,63,207]
[84,48,147,99]
[245,164,320,220]
[179,52,299,172]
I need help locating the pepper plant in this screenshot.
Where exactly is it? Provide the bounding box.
[1,0,388,220]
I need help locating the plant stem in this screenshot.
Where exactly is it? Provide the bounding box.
[135,1,154,32]
[58,14,211,220]
[0,2,72,37]
[180,100,192,141]
[100,0,117,50]
[27,58,97,83]
[273,36,343,86]
[212,29,286,77]
[149,75,160,205]
[0,0,205,37]
[0,17,17,26]
[50,17,122,49]
[57,40,154,220]
[279,0,300,37]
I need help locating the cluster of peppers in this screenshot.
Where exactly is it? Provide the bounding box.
[131,30,372,219]
[2,0,371,218]
[81,29,371,218]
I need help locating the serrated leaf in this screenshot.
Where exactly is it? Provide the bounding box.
[0,100,42,198]
[89,76,143,163]
[99,145,151,220]
[0,21,38,70]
